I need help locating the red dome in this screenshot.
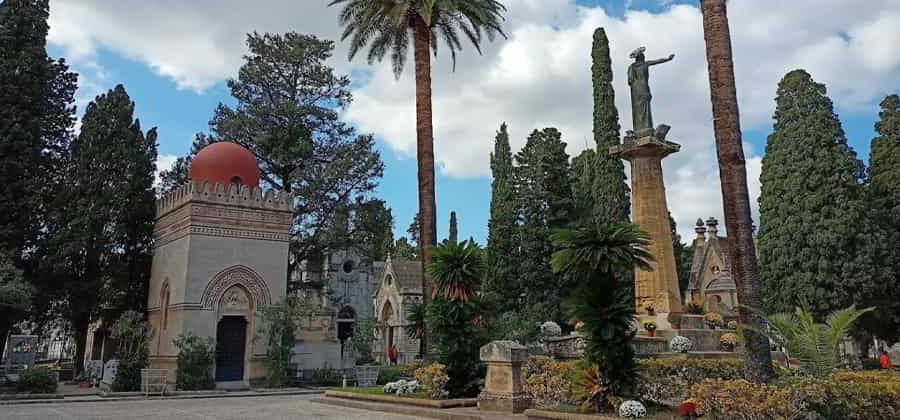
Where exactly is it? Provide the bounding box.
[189,142,260,188]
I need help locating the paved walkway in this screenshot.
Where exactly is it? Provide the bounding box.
[2,394,424,420]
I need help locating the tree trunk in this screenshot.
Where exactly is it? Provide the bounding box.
[413,18,436,358]
[700,0,775,383]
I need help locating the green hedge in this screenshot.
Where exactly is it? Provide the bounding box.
[16,366,58,394]
[174,333,215,390]
[637,357,745,404]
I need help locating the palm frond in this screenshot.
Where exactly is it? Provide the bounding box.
[426,239,486,302]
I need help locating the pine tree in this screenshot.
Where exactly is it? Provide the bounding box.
[861,94,900,344]
[758,70,869,319]
[485,123,520,309]
[515,128,574,322]
[0,0,77,255]
[447,211,458,245]
[49,85,157,374]
[590,27,629,224]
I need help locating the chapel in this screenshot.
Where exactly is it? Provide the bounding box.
[685,217,741,316]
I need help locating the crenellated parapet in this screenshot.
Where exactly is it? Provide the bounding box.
[157,181,293,218]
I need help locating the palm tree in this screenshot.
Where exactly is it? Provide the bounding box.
[751,305,874,378]
[427,240,485,302]
[551,223,652,409]
[700,0,775,382]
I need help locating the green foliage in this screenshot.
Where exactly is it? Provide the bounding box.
[414,363,450,399]
[758,70,869,320]
[485,123,519,311]
[447,211,458,245]
[110,310,152,391]
[157,134,215,195]
[404,302,426,341]
[257,297,314,388]
[862,94,900,344]
[173,332,216,390]
[750,305,873,378]
[524,356,578,408]
[670,214,693,298]
[0,249,32,338]
[516,128,574,323]
[329,0,507,78]
[350,317,379,364]
[637,358,746,404]
[311,366,343,386]
[485,309,542,345]
[16,366,57,394]
[426,240,485,302]
[551,223,652,401]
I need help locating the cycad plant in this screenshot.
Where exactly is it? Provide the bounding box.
[753,305,874,378]
[551,223,652,410]
[426,240,485,301]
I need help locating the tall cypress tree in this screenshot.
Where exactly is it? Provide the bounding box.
[571,149,596,224]
[590,27,629,224]
[50,85,157,374]
[0,0,77,255]
[516,127,573,322]
[758,70,868,319]
[485,123,519,309]
[862,94,900,344]
[447,211,458,245]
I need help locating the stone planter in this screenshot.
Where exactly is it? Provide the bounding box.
[325,390,475,409]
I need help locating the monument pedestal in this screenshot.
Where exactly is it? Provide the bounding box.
[478,341,532,413]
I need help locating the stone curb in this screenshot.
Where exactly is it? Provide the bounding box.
[313,397,483,420]
[326,390,477,408]
[0,389,323,406]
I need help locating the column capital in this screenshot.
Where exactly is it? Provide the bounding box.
[610,135,680,160]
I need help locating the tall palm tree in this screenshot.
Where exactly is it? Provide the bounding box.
[330,0,507,356]
[700,0,775,382]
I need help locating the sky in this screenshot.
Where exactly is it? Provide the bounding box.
[44,0,900,244]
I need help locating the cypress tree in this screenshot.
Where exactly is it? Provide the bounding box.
[515,127,573,322]
[448,211,458,245]
[862,94,900,344]
[590,27,629,224]
[758,70,868,319]
[0,0,77,255]
[571,149,596,224]
[51,85,157,374]
[485,123,519,309]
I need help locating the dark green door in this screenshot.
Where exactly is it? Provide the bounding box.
[215,316,246,382]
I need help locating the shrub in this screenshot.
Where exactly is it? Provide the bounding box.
[637,358,745,404]
[257,297,315,388]
[704,312,723,328]
[726,320,738,330]
[686,299,705,315]
[377,361,424,384]
[173,333,215,390]
[524,356,577,408]
[311,366,342,386]
[414,363,449,399]
[110,310,153,392]
[720,333,738,351]
[16,366,58,394]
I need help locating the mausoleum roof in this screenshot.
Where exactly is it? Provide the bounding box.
[190,141,260,188]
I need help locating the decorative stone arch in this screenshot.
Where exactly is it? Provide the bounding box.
[201,265,272,310]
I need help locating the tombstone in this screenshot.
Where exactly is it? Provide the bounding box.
[478,340,532,413]
[3,335,37,376]
[85,360,104,382]
[101,359,119,390]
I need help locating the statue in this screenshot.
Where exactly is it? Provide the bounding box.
[627,47,674,134]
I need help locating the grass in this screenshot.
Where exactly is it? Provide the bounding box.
[328,386,430,399]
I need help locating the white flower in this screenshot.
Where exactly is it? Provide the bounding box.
[384,379,420,395]
[669,335,693,353]
[618,400,647,418]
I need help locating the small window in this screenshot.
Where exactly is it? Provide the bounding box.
[230,176,242,186]
[342,260,354,273]
[386,275,393,287]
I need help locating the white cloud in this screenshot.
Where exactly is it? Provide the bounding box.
[46,0,900,239]
[154,154,178,187]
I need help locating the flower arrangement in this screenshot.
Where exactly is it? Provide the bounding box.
[726,320,738,330]
[644,304,656,316]
[414,363,449,399]
[642,321,658,337]
[670,336,693,353]
[618,400,648,418]
[383,379,420,396]
[686,299,705,315]
[677,398,701,419]
[704,312,724,329]
[720,333,738,352]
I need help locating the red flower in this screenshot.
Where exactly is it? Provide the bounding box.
[677,401,698,416]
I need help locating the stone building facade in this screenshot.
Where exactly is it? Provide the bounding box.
[146,142,293,386]
[686,217,740,316]
[372,258,423,364]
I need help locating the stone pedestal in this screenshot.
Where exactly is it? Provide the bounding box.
[478,341,532,413]
[611,135,683,315]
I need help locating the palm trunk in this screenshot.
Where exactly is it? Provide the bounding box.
[700,0,775,382]
[413,18,436,358]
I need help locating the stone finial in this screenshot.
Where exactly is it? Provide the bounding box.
[480,340,528,363]
[695,218,707,237]
[705,217,719,237]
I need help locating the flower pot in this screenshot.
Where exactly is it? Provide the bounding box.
[648,330,656,337]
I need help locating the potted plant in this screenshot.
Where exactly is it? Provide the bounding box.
[704,312,724,329]
[670,336,693,353]
[642,320,658,337]
[645,304,656,317]
[686,298,705,315]
[720,333,738,352]
[726,320,738,330]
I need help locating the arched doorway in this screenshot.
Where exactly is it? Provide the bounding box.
[215,316,247,382]
[337,306,356,360]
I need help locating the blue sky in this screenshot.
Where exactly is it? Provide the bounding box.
[46,0,900,244]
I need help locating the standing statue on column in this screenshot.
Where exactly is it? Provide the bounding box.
[628,47,674,134]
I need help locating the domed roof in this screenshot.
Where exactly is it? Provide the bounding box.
[189,141,260,188]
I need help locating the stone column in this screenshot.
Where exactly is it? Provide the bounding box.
[611,136,683,316]
[478,341,531,413]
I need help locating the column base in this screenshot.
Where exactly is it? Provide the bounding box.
[478,392,532,413]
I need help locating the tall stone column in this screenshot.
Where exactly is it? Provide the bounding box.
[611,136,683,315]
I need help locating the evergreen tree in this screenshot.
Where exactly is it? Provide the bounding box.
[48,85,157,374]
[156,134,216,195]
[862,94,900,344]
[758,70,868,320]
[590,27,629,224]
[447,211,458,245]
[485,123,519,309]
[515,128,574,322]
[349,199,393,262]
[0,0,77,255]
[0,249,32,351]
[670,214,693,298]
[571,149,597,224]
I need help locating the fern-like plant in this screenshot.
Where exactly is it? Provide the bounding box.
[752,305,874,377]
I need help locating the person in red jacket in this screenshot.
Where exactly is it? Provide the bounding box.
[387,344,399,365]
[879,350,893,370]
